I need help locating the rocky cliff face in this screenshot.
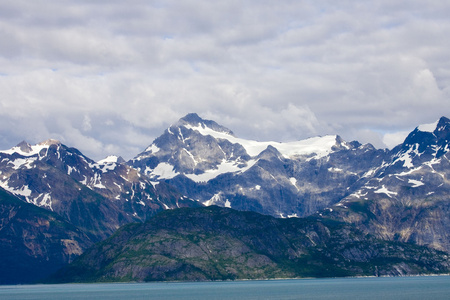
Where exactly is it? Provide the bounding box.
[0,187,92,284]
[48,206,450,283]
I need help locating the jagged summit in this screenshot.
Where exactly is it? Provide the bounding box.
[416,116,450,134]
[16,140,33,153]
[1,139,62,157]
[175,113,235,136]
[178,113,206,126]
[400,116,450,158]
[132,114,356,184]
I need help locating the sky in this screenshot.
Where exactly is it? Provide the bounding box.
[1,0,449,161]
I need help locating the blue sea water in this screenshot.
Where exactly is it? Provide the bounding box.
[0,276,449,300]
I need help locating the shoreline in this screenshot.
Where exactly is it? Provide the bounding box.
[2,273,450,287]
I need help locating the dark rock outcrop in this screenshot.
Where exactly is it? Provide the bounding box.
[0,187,92,284]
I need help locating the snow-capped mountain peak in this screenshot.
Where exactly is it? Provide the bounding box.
[417,120,439,133]
[180,114,346,159]
[417,116,450,134]
[177,113,235,136]
[0,139,61,157]
[132,114,359,187]
[398,116,450,161]
[15,141,33,153]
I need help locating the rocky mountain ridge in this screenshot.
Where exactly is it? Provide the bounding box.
[131,113,387,219]
[1,113,450,283]
[0,139,201,242]
[130,114,450,252]
[322,117,450,252]
[47,206,450,283]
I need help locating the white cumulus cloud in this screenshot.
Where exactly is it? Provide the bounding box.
[0,0,449,160]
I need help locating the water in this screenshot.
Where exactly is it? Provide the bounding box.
[0,276,449,300]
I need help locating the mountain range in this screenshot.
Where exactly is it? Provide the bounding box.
[1,113,449,283]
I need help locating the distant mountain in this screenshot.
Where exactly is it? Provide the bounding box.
[129,114,450,253]
[0,138,202,284]
[130,113,388,218]
[2,113,450,284]
[0,139,200,242]
[47,206,450,283]
[0,187,92,284]
[321,117,450,252]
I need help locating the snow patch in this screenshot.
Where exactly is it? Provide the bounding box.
[152,163,179,179]
[0,141,56,157]
[350,190,368,199]
[185,159,257,183]
[91,159,117,173]
[67,165,75,175]
[37,193,53,210]
[363,168,377,178]
[374,185,398,198]
[9,157,37,170]
[289,177,297,186]
[336,202,348,208]
[145,144,161,154]
[97,155,120,164]
[418,120,438,133]
[394,148,415,168]
[408,179,424,188]
[0,181,33,198]
[224,199,232,208]
[394,167,422,176]
[203,193,223,206]
[91,173,106,189]
[184,124,340,159]
[80,175,88,185]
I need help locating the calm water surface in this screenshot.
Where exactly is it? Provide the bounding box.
[1,276,449,300]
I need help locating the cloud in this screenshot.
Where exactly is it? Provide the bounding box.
[0,1,449,160]
[383,131,411,149]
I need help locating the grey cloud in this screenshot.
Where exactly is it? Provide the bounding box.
[0,1,449,160]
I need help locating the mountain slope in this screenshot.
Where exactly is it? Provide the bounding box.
[322,117,450,252]
[47,206,450,283]
[0,139,201,242]
[0,187,92,284]
[130,113,388,218]
[129,113,450,253]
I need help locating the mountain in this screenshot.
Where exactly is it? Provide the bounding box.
[0,187,92,284]
[322,117,450,252]
[47,206,450,283]
[130,114,450,253]
[0,138,202,284]
[2,113,450,283]
[0,139,201,242]
[130,113,388,218]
